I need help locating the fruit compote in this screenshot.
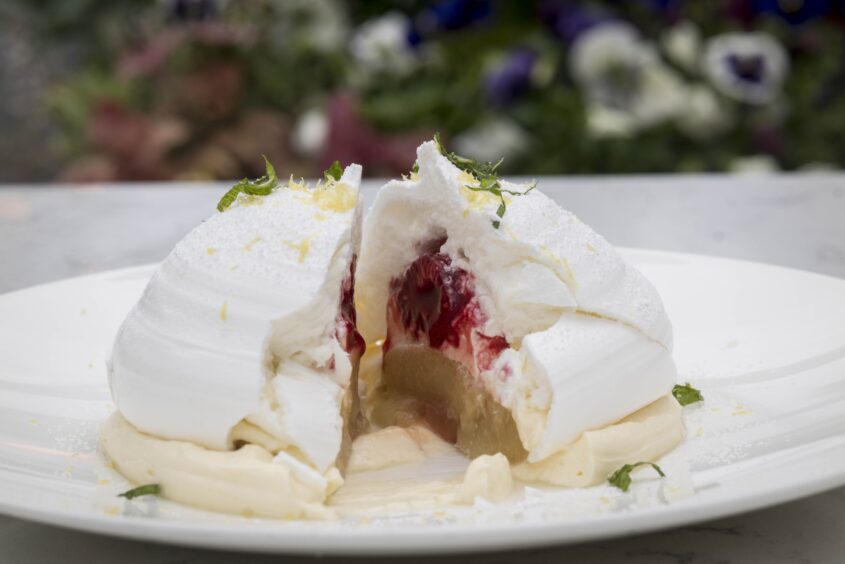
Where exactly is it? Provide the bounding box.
[375,248,527,461]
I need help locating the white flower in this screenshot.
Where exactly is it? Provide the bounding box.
[676,84,732,139]
[292,108,328,156]
[453,119,528,164]
[703,32,788,105]
[569,23,686,138]
[350,12,415,75]
[569,23,642,85]
[662,21,701,72]
[729,155,780,174]
[586,106,637,138]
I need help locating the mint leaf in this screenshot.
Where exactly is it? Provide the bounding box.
[673,383,704,406]
[324,160,343,182]
[608,462,665,492]
[433,132,535,229]
[217,155,279,212]
[118,483,160,499]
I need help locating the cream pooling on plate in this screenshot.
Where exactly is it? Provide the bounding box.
[109,164,363,475]
[356,141,677,465]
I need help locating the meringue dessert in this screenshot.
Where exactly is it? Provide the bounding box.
[356,138,682,486]
[103,161,365,518]
[102,140,686,520]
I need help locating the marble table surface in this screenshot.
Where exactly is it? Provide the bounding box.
[1,175,844,564]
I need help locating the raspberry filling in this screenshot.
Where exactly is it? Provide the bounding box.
[385,251,508,374]
[336,255,365,358]
[377,250,527,458]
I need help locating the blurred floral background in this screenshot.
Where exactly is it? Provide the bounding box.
[1,0,844,183]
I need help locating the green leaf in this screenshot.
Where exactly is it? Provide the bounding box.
[217,155,279,212]
[216,185,245,213]
[608,462,665,492]
[118,483,160,500]
[433,133,535,230]
[324,160,343,182]
[672,383,704,406]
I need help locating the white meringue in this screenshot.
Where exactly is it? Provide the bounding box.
[109,164,363,476]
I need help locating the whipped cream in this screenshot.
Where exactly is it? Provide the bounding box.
[109,165,363,480]
[513,394,684,486]
[329,427,515,512]
[101,413,341,519]
[356,141,676,463]
[101,396,681,519]
[346,426,427,472]
[455,453,513,503]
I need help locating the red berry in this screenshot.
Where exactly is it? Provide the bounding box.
[386,248,510,375]
[336,255,365,357]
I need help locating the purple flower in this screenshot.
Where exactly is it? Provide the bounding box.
[407,0,491,46]
[725,53,767,84]
[433,0,492,30]
[168,0,219,22]
[539,0,610,44]
[406,25,423,47]
[629,0,684,19]
[729,0,828,25]
[485,49,538,107]
[755,0,828,25]
[643,0,680,10]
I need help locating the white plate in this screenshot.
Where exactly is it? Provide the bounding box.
[1,249,844,556]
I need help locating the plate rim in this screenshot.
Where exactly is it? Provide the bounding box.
[1,460,843,556]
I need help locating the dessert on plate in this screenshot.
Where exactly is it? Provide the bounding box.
[102,140,686,519]
[103,161,364,518]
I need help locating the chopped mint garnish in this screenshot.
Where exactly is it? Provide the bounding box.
[608,462,665,492]
[411,161,419,174]
[433,132,535,229]
[673,383,704,406]
[324,160,343,182]
[118,483,160,499]
[217,155,279,212]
